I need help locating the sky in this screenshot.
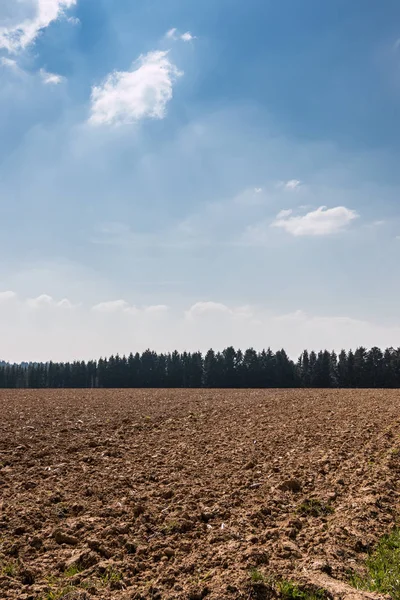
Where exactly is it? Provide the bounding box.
[1,0,400,362]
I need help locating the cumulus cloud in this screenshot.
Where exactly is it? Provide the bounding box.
[39,68,64,84]
[284,179,301,190]
[180,32,195,42]
[272,205,359,236]
[145,304,169,314]
[0,0,77,53]
[185,302,252,320]
[166,28,196,42]
[26,294,74,308]
[89,51,182,126]
[92,300,169,315]
[186,301,231,319]
[276,179,302,190]
[92,300,130,313]
[0,290,17,302]
[1,291,400,362]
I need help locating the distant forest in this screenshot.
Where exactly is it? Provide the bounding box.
[1,346,400,388]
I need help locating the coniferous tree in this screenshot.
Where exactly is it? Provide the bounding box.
[188,352,203,388]
[262,348,277,387]
[337,350,348,387]
[2,343,400,389]
[242,348,260,387]
[313,351,331,387]
[308,351,317,387]
[222,347,237,388]
[354,347,367,388]
[299,350,310,387]
[167,351,184,387]
[204,349,218,387]
[330,351,338,387]
[366,347,384,388]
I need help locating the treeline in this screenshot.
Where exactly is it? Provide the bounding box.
[1,346,400,388]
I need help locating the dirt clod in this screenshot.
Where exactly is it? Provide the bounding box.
[53,530,79,546]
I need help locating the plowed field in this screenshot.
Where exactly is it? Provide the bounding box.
[0,389,399,600]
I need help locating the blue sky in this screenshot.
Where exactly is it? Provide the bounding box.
[1,0,400,361]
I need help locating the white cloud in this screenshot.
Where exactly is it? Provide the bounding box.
[0,56,28,77]
[66,16,80,25]
[1,57,18,70]
[0,290,17,302]
[0,0,77,53]
[145,304,169,314]
[284,179,301,190]
[272,205,359,236]
[89,50,183,126]
[276,179,302,190]
[2,291,400,362]
[26,294,74,308]
[1,58,64,83]
[27,293,53,307]
[166,28,178,39]
[165,28,196,42]
[180,32,195,42]
[254,187,263,193]
[57,298,74,308]
[276,209,293,219]
[39,68,64,84]
[186,301,231,319]
[92,300,169,315]
[185,301,252,321]
[92,300,130,313]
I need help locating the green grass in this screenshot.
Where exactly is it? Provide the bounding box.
[350,528,400,598]
[162,519,179,533]
[64,563,84,578]
[250,569,265,584]
[100,568,123,587]
[297,499,334,518]
[1,561,18,578]
[278,580,326,600]
[41,586,77,600]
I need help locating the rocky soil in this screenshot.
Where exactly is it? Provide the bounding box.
[0,389,399,599]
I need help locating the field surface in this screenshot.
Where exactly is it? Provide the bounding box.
[0,389,399,600]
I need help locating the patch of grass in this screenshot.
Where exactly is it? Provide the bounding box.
[64,563,84,578]
[350,528,400,599]
[297,499,334,518]
[1,560,18,578]
[100,568,123,587]
[42,586,77,600]
[250,568,265,584]
[45,573,59,585]
[278,580,326,600]
[162,519,179,533]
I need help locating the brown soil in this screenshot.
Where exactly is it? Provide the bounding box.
[0,389,399,600]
